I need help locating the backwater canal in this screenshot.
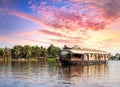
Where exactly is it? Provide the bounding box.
[0,61,120,87]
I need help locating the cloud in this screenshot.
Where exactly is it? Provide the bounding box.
[83,29,120,51]
[101,0,120,20]
[9,10,45,26]
[0,35,25,45]
[26,39,50,44]
[0,8,50,28]
[1,0,120,33]
[0,36,12,43]
[49,38,72,44]
[14,31,39,37]
[0,35,51,47]
[38,29,63,37]
[28,0,120,32]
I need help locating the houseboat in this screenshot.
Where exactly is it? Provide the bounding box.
[59,46,109,65]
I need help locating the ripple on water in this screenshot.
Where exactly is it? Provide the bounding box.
[0,61,120,87]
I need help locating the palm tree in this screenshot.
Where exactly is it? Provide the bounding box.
[0,48,3,58]
[41,47,48,57]
[12,45,23,59]
[35,46,41,58]
[3,47,11,60]
[23,45,31,59]
[31,46,41,58]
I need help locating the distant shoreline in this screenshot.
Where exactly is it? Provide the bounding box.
[0,58,42,62]
[0,57,56,62]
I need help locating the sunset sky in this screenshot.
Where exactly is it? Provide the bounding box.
[0,0,120,54]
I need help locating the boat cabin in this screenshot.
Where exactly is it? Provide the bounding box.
[59,47,109,65]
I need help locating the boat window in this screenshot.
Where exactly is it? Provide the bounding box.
[73,54,81,58]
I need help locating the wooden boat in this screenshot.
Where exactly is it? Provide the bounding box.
[59,46,109,65]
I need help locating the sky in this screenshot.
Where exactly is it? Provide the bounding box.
[0,0,120,55]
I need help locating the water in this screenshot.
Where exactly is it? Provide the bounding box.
[0,61,120,87]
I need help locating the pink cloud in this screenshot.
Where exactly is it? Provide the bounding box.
[0,35,25,45]
[0,36,11,42]
[0,35,51,46]
[38,29,64,37]
[50,38,72,44]
[0,5,106,35]
[28,0,120,33]
[27,3,104,32]
[9,11,45,26]
[0,8,53,29]
[1,0,120,33]
[14,31,39,37]
[38,29,90,44]
[26,39,50,44]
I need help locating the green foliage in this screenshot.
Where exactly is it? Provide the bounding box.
[109,53,120,60]
[23,45,32,59]
[47,44,61,58]
[46,58,56,63]
[11,45,23,59]
[41,47,48,57]
[0,44,61,60]
[31,46,41,58]
[0,48,3,58]
[3,47,11,59]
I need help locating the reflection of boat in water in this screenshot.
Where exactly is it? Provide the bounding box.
[59,46,109,65]
[60,64,108,78]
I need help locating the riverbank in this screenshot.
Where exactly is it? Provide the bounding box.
[0,58,56,62]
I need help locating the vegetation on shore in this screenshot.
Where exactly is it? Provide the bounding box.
[46,58,56,62]
[0,44,61,61]
[0,44,119,61]
[109,53,120,60]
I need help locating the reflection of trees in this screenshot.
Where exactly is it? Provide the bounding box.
[11,61,58,80]
[11,61,41,72]
[60,64,108,78]
[0,60,11,66]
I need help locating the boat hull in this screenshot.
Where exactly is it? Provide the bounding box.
[60,60,108,65]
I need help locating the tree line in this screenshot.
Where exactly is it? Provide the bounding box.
[0,44,61,60]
